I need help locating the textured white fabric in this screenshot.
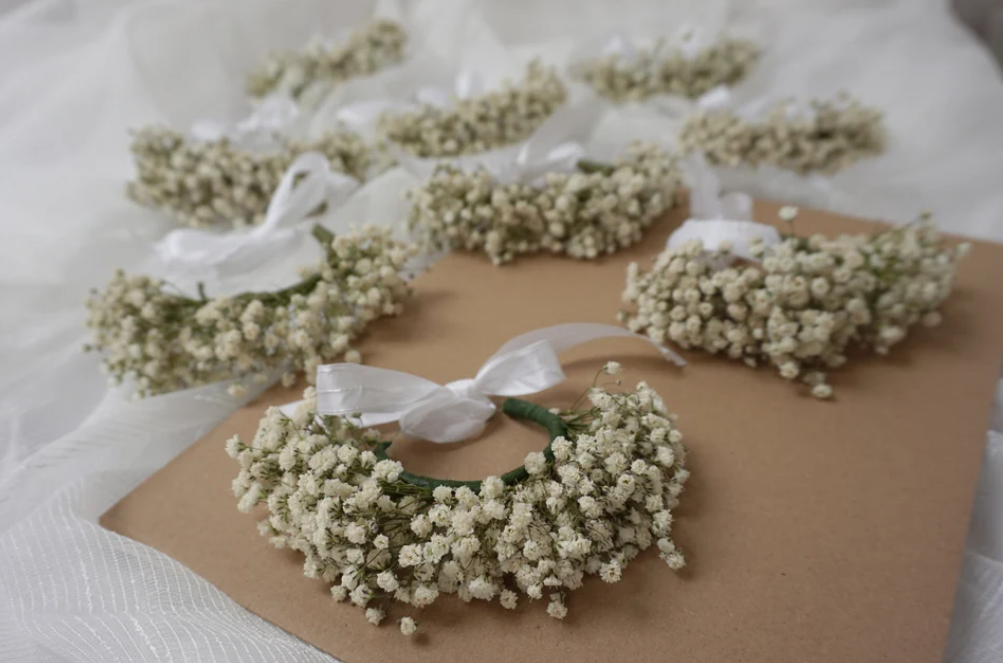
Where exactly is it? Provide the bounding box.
[1,0,1003,661]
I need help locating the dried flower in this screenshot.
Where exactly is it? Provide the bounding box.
[127,126,387,228]
[620,211,967,397]
[247,19,407,103]
[572,35,759,102]
[84,225,414,397]
[377,62,567,158]
[406,143,683,264]
[228,379,689,634]
[678,94,886,175]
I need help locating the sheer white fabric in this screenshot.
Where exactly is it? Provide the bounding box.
[1,0,1002,661]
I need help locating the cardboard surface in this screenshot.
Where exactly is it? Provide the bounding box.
[102,202,1003,663]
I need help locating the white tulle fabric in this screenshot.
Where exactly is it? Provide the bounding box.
[1,0,1003,661]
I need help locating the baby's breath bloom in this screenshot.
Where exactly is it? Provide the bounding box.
[399,616,417,636]
[572,34,759,102]
[499,589,519,610]
[85,226,413,397]
[247,19,407,104]
[378,61,566,158]
[778,205,799,222]
[546,595,568,619]
[679,94,886,175]
[621,213,964,397]
[229,378,688,635]
[127,127,384,228]
[407,143,682,264]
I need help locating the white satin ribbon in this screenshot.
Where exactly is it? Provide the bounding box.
[155,151,358,277]
[190,94,300,150]
[668,154,780,261]
[280,323,685,443]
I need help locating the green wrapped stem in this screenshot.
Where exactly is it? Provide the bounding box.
[372,398,567,492]
[310,223,335,248]
[576,158,616,175]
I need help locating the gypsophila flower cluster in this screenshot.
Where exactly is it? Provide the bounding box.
[572,36,759,102]
[377,62,567,158]
[127,126,384,228]
[620,210,968,397]
[227,380,689,635]
[84,225,414,398]
[406,143,683,264]
[247,19,407,102]
[678,94,886,175]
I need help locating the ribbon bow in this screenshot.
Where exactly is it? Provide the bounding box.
[155,151,358,278]
[667,154,780,261]
[281,323,685,443]
[190,94,300,150]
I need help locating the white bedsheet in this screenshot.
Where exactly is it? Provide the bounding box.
[0,0,1001,660]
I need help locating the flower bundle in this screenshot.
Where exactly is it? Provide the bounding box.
[247,19,408,102]
[678,94,886,175]
[620,209,968,398]
[228,374,688,635]
[572,35,760,102]
[377,62,568,158]
[84,225,414,398]
[127,126,384,228]
[405,143,683,264]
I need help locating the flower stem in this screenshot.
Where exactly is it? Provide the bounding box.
[372,398,567,492]
[576,158,615,175]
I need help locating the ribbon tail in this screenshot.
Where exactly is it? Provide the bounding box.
[260,151,338,230]
[312,364,445,420]
[686,153,724,220]
[388,143,439,180]
[489,323,686,369]
[471,339,568,398]
[155,227,252,271]
[516,99,604,167]
[453,70,483,99]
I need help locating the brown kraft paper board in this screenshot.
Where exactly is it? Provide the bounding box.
[102,200,1003,663]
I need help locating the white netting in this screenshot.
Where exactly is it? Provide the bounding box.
[1,0,1003,661]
